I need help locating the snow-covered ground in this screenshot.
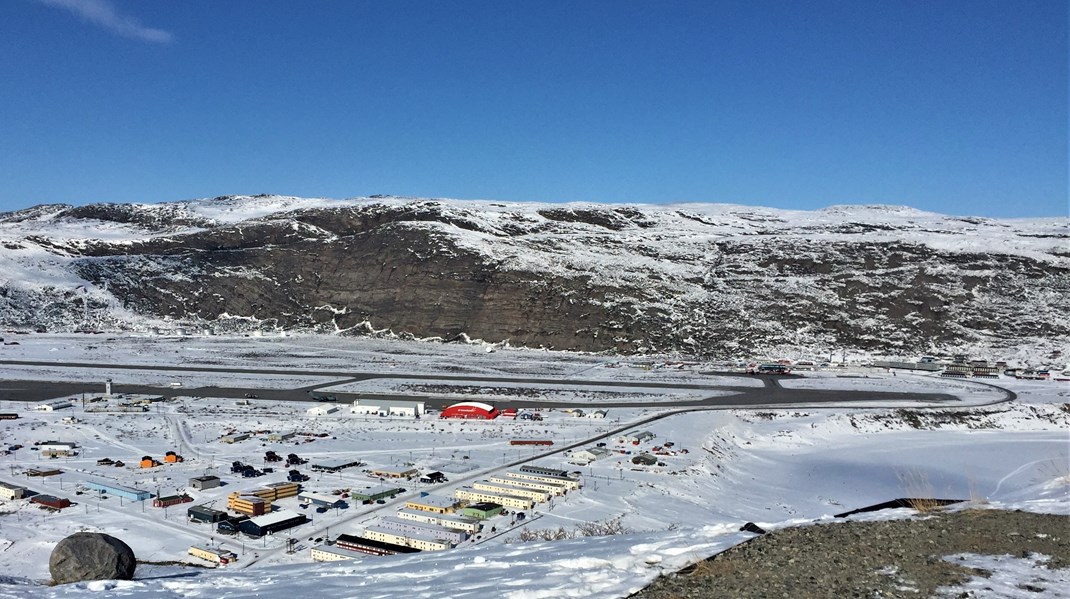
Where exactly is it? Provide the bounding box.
[0,334,1067,598]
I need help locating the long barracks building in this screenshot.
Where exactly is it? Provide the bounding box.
[504,469,581,490]
[472,481,550,503]
[455,486,534,510]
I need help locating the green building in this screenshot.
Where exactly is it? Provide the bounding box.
[351,484,403,502]
[460,501,503,520]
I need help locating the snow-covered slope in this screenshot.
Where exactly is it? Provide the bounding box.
[0,195,1066,357]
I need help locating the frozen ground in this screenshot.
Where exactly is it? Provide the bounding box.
[0,334,1066,598]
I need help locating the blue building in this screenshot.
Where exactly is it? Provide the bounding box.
[84,480,152,501]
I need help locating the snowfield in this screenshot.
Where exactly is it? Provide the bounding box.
[0,334,1066,598]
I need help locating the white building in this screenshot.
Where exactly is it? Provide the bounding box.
[363,526,451,551]
[37,441,78,456]
[35,400,72,412]
[619,431,656,444]
[351,399,425,417]
[298,491,344,508]
[568,447,613,466]
[588,410,608,419]
[395,508,482,534]
[505,470,582,491]
[0,482,26,500]
[307,405,340,417]
[489,475,566,496]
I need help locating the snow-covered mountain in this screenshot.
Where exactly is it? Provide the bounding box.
[0,195,1066,358]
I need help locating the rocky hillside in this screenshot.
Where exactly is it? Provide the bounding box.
[0,195,1066,358]
[631,509,1070,599]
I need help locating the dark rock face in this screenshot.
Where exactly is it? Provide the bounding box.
[1,197,1067,356]
[49,532,136,585]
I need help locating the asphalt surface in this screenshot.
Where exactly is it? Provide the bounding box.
[0,359,1006,410]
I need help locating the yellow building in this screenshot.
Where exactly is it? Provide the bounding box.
[310,546,363,562]
[227,492,270,516]
[472,481,550,503]
[257,482,300,500]
[371,467,419,479]
[404,494,463,514]
[188,546,237,564]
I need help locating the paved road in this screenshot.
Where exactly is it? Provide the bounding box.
[0,358,1007,410]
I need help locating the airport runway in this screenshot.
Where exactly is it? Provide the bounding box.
[0,359,1012,409]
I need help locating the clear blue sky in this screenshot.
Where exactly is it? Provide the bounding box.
[1,0,1066,217]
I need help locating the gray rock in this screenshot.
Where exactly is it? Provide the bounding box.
[49,532,136,585]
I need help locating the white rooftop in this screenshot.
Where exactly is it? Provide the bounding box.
[298,491,341,504]
[364,525,449,544]
[250,508,304,527]
[380,516,454,534]
[353,399,425,408]
[397,509,477,526]
[407,494,459,509]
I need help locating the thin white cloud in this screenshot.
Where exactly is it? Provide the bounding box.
[35,0,175,43]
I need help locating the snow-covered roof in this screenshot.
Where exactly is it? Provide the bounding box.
[445,401,495,412]
[361,484,403,496]
[249,508,304,527]
[406,494,459,509]
[353,399,425,409]
[363,525,449,544]
[298,492,341,505]
[396,509,477,526]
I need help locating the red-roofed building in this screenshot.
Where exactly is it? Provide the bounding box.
[440,401,499,420]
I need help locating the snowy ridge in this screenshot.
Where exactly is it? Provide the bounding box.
[2,195,1064,257]
[0,195,1067,356]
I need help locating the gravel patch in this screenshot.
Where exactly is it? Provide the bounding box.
[631,509,1069,599]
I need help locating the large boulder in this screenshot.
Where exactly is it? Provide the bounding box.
[49,532,136,585]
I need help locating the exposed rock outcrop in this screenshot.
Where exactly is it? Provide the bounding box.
[49,532,136,585]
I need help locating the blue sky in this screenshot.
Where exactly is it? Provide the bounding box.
[1,0,1066,217]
